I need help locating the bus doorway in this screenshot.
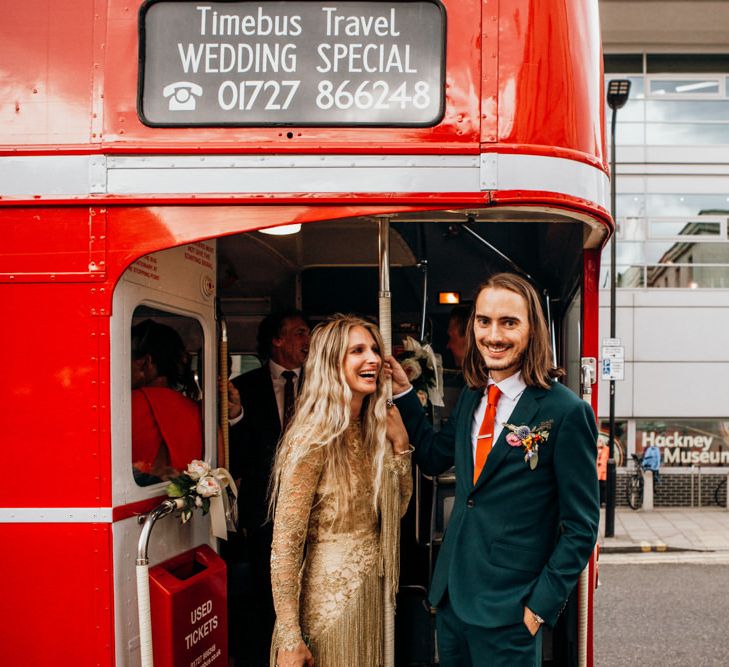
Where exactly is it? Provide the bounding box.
[109,241,219,667]
[212,210,598,667]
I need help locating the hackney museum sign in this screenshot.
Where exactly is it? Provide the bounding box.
[138,1,446,126]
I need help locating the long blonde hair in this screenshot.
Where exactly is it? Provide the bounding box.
[268,314,389,523]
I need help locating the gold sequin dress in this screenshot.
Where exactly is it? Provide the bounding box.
[270,421,412,667]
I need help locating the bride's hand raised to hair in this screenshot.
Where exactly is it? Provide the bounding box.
[383,355,411,396]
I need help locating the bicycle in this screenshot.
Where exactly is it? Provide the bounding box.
[715,477,727,507]
[627,454,644,510]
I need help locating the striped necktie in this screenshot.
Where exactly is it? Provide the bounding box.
[281,370,296,432]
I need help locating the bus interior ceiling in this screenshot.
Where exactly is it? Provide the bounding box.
[215,211,586,359]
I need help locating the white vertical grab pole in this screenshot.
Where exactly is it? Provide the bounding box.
[220,318,230,471]
[378,218,395,667]
[136,563,154,667]
[135,498,185,667]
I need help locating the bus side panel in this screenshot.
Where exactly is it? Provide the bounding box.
[0,282,111,508]
[497,0,606,166]
[101,0,482,152]
[102,204,437,281]
[0,206,106,277]
[2,0,99,149]
[0,523,114,666]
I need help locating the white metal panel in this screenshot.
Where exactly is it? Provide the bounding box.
[614,145,647,165]
[645,145,729,165]
[634,307,729,362]
[124,241,217,308]
[598,303,635,360]
[0,153,610,210]
[113,516,211,667]
[597,301,635,418]
[494,153,610,209]
[111,243,218,509]
[0,507,113,522]
[0,155,94,195]
[632,362,729,417]
[110,241,218,667]
[106,154,481,194]
[597,361,635,419]
[644,175,729,193]
[598,289,636,309]
[613,174,647,194]
[621,162,729,176]
[632,289,729,308]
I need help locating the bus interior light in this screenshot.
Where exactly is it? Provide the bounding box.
[438,291,461,304]
[259,224,302,236]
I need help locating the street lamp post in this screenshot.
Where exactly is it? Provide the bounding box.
[605,79,631,538]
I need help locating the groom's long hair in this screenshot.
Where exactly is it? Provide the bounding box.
[462,273,564,390]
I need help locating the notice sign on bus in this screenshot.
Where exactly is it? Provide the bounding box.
[138,1,446,126]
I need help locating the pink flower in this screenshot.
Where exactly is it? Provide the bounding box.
[195,476,221,498]
[186,460,211,480]
[506,433,522,447]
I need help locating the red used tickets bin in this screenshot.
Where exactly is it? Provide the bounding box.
[149,544,228,667]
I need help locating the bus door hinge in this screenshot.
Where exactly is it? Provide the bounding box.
[479,153,497,191]
[89,155,107,194]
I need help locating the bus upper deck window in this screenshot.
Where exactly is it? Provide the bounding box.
[130,309,204,487]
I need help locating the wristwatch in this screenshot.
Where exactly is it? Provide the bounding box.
[532,611,545,625]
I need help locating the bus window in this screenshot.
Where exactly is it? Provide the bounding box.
[229,353,262,380]
[130,308,205,486]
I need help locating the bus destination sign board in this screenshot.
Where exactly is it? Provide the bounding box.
[139,1,446,127]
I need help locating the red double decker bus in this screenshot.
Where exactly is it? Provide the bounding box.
[1,1,608,665]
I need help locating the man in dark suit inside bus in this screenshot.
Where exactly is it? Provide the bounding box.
[387,273,599,667]
[227,309,310,667]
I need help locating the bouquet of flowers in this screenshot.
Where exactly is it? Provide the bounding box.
[166,460,235,526]
[398,336,444,407]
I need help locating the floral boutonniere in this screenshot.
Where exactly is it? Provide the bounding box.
[503,420,553,470]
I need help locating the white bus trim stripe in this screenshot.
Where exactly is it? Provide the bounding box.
[0,507,114,523]
[0,152,609,210]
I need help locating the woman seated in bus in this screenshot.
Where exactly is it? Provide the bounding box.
[268,315,413,667]
[131,319,203,485]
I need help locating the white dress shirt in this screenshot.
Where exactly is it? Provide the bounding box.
[269,359,302,426]
[470,372,527,465]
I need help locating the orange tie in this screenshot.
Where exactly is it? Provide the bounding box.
[473,384,502,484]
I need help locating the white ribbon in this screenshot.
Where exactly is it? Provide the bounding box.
[209,468,238,540]
[403,337,445,407]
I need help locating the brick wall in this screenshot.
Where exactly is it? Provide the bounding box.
[615,471,728,507]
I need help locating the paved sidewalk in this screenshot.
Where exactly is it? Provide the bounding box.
[599,507,729,555]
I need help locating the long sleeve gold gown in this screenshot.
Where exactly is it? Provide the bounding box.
[270,421,412,666]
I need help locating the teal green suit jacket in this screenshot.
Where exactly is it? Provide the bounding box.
[397,381,599,628]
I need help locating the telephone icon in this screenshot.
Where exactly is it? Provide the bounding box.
[162,81,203,111]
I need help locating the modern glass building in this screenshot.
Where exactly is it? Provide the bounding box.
[598,1,729,505]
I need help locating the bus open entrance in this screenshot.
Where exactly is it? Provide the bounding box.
[110,204,604,666]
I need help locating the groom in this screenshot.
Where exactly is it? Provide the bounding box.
[389,272,599,667]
